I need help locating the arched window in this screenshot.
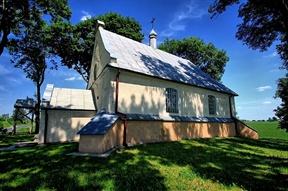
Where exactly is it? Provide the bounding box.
[165,88,178,113]
[208,95,216,115]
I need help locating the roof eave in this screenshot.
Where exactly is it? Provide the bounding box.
[108,65,238,96]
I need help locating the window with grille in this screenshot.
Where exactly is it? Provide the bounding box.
[208,95,216,115]
[165,88,178,113]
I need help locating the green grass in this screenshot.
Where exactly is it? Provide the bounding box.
[0,137,287,191]
[0,134,35,147]
[0,121,287,190]
[0,120,12,128]
[246,121,288,140]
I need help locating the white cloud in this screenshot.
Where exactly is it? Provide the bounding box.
[256,85,272,92]
[0,64,11,75]
[263,101,272,104]
[265,51,278,58]
[160,0,207,37]
[269,68,280,72]
[80,11,92,21]
[65,76,76,81]
[6,76,25,84]
[64,76,83,81]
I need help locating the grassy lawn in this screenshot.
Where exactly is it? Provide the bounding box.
[0,137,287,191]
[0,121,287,190]
[0,133,35,147]
[246,121,288,140]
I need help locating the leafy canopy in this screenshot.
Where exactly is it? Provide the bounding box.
[159,37,229,81]
[0,0,71,56]
[209,0,288,130]
[274,74,288,131]
[7,0,71,133]
[50,12,144,82]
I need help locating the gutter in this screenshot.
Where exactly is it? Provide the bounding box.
[114,70,128,147]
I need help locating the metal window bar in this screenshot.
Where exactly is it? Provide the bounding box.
[166,88,178,113]
[208,95,216,115]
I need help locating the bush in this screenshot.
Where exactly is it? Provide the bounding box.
[0,127,8,135]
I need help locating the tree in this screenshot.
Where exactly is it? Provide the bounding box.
[158,37,229,81]
[0,0,70,56]
[50,12,144,82]
[272,117,278,121]
[8,1,70,133]
[274,74,288,131]
[209,0,288,70]
[209,0,288,131]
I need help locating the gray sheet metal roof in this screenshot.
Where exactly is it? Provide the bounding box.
[78,112,119,135]
[99,28,237,96]
[42,84,96,110]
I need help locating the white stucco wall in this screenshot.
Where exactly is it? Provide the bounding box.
[116,70,233,118]
[39,110,96,143]
[88,29,111,89]
[90,67,116,113]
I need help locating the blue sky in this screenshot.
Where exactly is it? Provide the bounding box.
[0,0,285,120]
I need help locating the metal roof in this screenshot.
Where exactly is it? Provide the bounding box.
[42,84,95,110]
[78,112,119,135]
[99,27,237,96]
[14,97,36,109]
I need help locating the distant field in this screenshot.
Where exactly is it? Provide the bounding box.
[246,121,288,140]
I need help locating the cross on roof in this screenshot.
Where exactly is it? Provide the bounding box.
[151,18,156,29]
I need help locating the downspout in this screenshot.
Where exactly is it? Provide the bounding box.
[115,70,120,113]
[44,108,48,144]
[229,96,238,136]
[114,70,128,147]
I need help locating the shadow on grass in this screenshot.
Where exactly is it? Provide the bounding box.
[0,138,287,190]
[0,134,35,147]
[0,143,166,191]
[137,138,288,191]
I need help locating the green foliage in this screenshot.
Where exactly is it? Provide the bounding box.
[97,13,144,42]
[209,0,288,131]
[274,74,288,131]
[7,1,71,134]
[0,118,12,128]
[0,0,71,55]
[12,108,27,123]
[159,37,229,81]
[0,138,287,190]
[209,0,288,69]
[50,12,144,82]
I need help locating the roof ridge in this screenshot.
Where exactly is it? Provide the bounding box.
[100,28,195,66]
[99,28,237,96]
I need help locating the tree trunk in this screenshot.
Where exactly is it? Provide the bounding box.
[12,116,16,135]
[34,83,41,134]
[30,112,34,134]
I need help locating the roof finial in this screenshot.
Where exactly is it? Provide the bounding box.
[149,18,157,48]
[151,18,156,29]
[96,20,105,29]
